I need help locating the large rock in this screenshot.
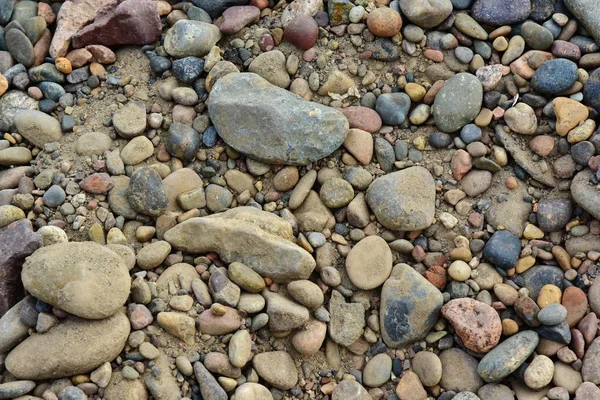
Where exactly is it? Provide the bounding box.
[0,220,41,316]
[71,0,161,48]
[21,242,131,319]
[565,0,600,45]
[164,20,222,58]
[208,73,348,165]
[5,311,130,380]
[571,169,600,220]
[380,263,443,348]
[433,73,483,133]
[366,166,435,231]
[0,91,38,132]
[14,110,62,148]
[165,208,315,282]
[50,0,119,58]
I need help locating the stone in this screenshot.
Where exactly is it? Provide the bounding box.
[235,383,274,400]
[328,290,364,346]
[281,0,323,26]
[553,361,582,394]
[433,73,483,133]
[127,167,168,217]
[0,90,38,132]
[0,147,32,166]
[413,351,443,387]
[112,101,146,139]
[537,303,568,326]
[584,67,600,113]
[252,352,298,390]
[208,73,348,165]
[471,0,531,26]
[396,370,427,400]
[75,132,113,156]
[332,380,371,400]
[0,297,34,354]
[477,330,539,382]
[381,263,443,348]
[366,166,435,231]
[522,265,563,301]
[6,311,129,380]
[367,7,402,37]
[477,384,514,400]
[21,242,130,319]
[291,319,326,355]
[71,0,161,48]
[536,198,572,232]
[144,352,180,400]
[249,50,290,89]
[287,280,324,310]
[440,348,483,393]
[375,92,411,126]
[157,312,195,342]
[166,123,200,163]
[163,168,204,213]
[504,103,538,135]
[0,380,36,399]
[397,0,453,29]
[524,355,554,389]
[191,0,250,19]
[531,59,578,95]
[346,235,392,290]
[284,15,319,49]
[565,0,600,45]
[14,110,61,148]
[120,136,154,165]
[164,20,222,58]
[6,29,34,67]
[339,106,382,133]
[582,337,600,384]
[363,353,392,387]
[441,298,502,353]
[483,230,521,270]
[193,362,227,400]
[229,329,252,367]
[571,169,600,220]
[165,208,314,282]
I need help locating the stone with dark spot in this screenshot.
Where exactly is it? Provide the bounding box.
[483,230,521,270]
[477,330,539,383]
[367,38,402,61]
[127,167,169,217]
[531,0,554,21]
[521,265,563,301]
[381,263,443,348]
[166,123,201,163]
[0,219,41,316]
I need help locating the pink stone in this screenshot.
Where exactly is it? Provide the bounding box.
[259,34,274,52]
[219,6,260,35]
[450,149,472,181]
[562,286,588,328]
[85,45,116,64]
[339,106,383,133]
[343,128,373,165]
[577,313,598,345]
[71,0,161,49]
[38,2,56,25]
[441,298,502,353]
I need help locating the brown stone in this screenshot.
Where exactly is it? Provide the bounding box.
[577,312,598,345]
[562,286,588,328]
[66,48,94,68]
[451,149,472,181]
[553,97,589,136]
[339,106,382,133]
[33,29,52,67]
[38,2,56,25]
[85,45,116,64]
[284,15,319,50]
[343,129,373,165]
[79,173,114,194]
[219,6,261,35]
[367,7,402,37]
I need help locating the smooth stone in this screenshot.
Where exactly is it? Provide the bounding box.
[127,167,168,217]
[6,29,34,67]
[346,235,392,290]
[291,319,326,355]
[440,348,483,393]
[332,380,371,400]
[565,0,600,45]
[380,263,443,348]
[164,20,222,58]
[531,59,578,95]
[477,331,539,382]
[433,73,483,133]
[412,351,443,387]
[582,337,600,384]
[166,122,201,163]
[363,353,392,387]
[537,303,568,326]
[14,110,62,148]
[483,230,521,270]
[22,242,130,319]
[375,92,411,125]
[0,297,33,354]
[397,0,453,29]
[234,383,274,400]
[471,0,531,25]
[521,265,563,301]
[75,132,113,156]
[252,351,298,390]
[112,100,146,139]
[208,73,348,165]
[536,198,572,232]
[5,311,130,380]
[571,169,600,220]
[120,136,154,166]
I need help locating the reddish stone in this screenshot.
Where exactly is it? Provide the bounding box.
[339,106,382,133]
[451,149,472,181]
[0,167,30,191]
[0,220,42,316]
[514,296,541,327]
[551,40,581,61]
[259,34,274,52]
[79,173,114,194]
[441,298,502,352]
[219,6,260,35]
[33,29,52,67]
[562,286,588,328]
[411,245,426,262]
[127,304,153,329]
[66,48,93,68]
[577,313,598,345]
[284,15,319,50]
[367,8,402,38]
[423,265,446,291]
[38,2,56,25]
[71,0,162,49]
[85,45,116,64]
[424,49,444,62]
[571,328,585,359]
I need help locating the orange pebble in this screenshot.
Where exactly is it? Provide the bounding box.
[55,57,72,74]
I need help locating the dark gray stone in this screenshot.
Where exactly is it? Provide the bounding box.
[127,167,168,217]
[531,59,578,94]
[375,92,411,126]
[483,230,520,270]
[166,123,201,163]
[536,198,572,232]
[477,330,539,383]
[521,265,563,300]
[471,0,531,26]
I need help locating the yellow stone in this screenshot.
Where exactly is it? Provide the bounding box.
[475,108,493,127]
[88,222,106,245]
[106,227,127,244]
[71,375,90,385]
[405,83,426,102]
[523,223,544,239]
[502,319,519,336]
[413,136,427,150]
[450,246,472,262]
[55,57,72,74]
[537,284,562,308]
[515,255,536,274]
[568,119,596,143]
[553,97,588,136]
[493,36,509,51]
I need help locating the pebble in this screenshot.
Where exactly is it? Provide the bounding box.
[346,235,392,290]
[441,298,502,352]
[531,59,579,94]
[477,330,539,382]
[433,73,483,133]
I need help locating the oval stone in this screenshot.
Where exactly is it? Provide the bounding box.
[477,330,539,382]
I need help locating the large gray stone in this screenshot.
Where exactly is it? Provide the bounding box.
[164,208,315,282]
[366,166,435,231]
[0,90,38,132]
[565,0,600,45]
[164,19,222,58]
[433,73,483,133]
[380,263,443,348]
[477,331,539,382]
[208,73,348,165]
[571,169,600,220]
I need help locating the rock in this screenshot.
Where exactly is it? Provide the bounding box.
[521,266,563,302]
[565,0,600,45]
[346,235,392,290]
[120,136,154,165]
[363,353,392,387]
[477,330,539,382]
[366,166,435,231]
[483,230,521,270]
[531,59,578,95]
[0,167,29,191]
[22,242,130,319]
[6,29,34,67]
[328,290,365,346]
[191,0,250,19]
[284,15,319,49]
[235,383,274,400]
[104,372,148,399]
[582,337,600,384]
[6,311,129,380]
[375,92,411,126]
[263,290,309,331]
[208,73,348,165]
[0,220,41,315]
[328,0,353,25]
[433,73,483,133]
[127,167,168,217]
[412,351,443,387]
[228,262,265,294]
[164,20,222,58]
[163,168,204,213]
[521,21,553,50]
[332,380,371,400]
[229,330,252,367]
[0,297,34,354]
[441,298,502,353]
[0,90,38,132]
[367,8,402,37]
[198,306,243,335]
[504,103,538,135]
[477,384,514,400]
[249,50,291,88]
[14,110,61,148]
[291,319,326,355]
[287,280,323,310]
[112,101,146,139]
[553,361,582,394]
[339,106,382,133]
[396,370,427,400]
[164,209,314,282]
[440,348,483,393]
[397,0,453,28]
[381,263,443,348]
[157,312,195,342]
[471,0,530,26]
[166,123,200,163]
[584,68,600,113]
[536,198,572,232]
[193,362,227,400]
[537,303,567,326]
[252,351,298,390]
[144,352,180,400]
[0,380,36,399]
[220,5,260,34]
[281,0,323,26]
[136,240,171,270]
[75,132,113,156]
[524,355,554,389]
[571,169,600,220]
[71,0,161,48]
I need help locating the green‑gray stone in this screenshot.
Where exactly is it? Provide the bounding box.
[477,330,539,382]
[565,0,600,45]
[432,72,483,132]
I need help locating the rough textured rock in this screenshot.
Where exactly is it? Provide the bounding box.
[164,19,222,58]
[14,110,62,148]
[328,290,365,346]
[564,0,600,45]
[71,0,161,48]
[165,209,314,282]
[21,242,131,319]
[194,361,228,400]
[366,166,435,231]
[571,169,600,220]
[380,263,443,348]
[208,73,348,165]
[5,311,130,380]
[433,73,483,133]
[477,330,539,382]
